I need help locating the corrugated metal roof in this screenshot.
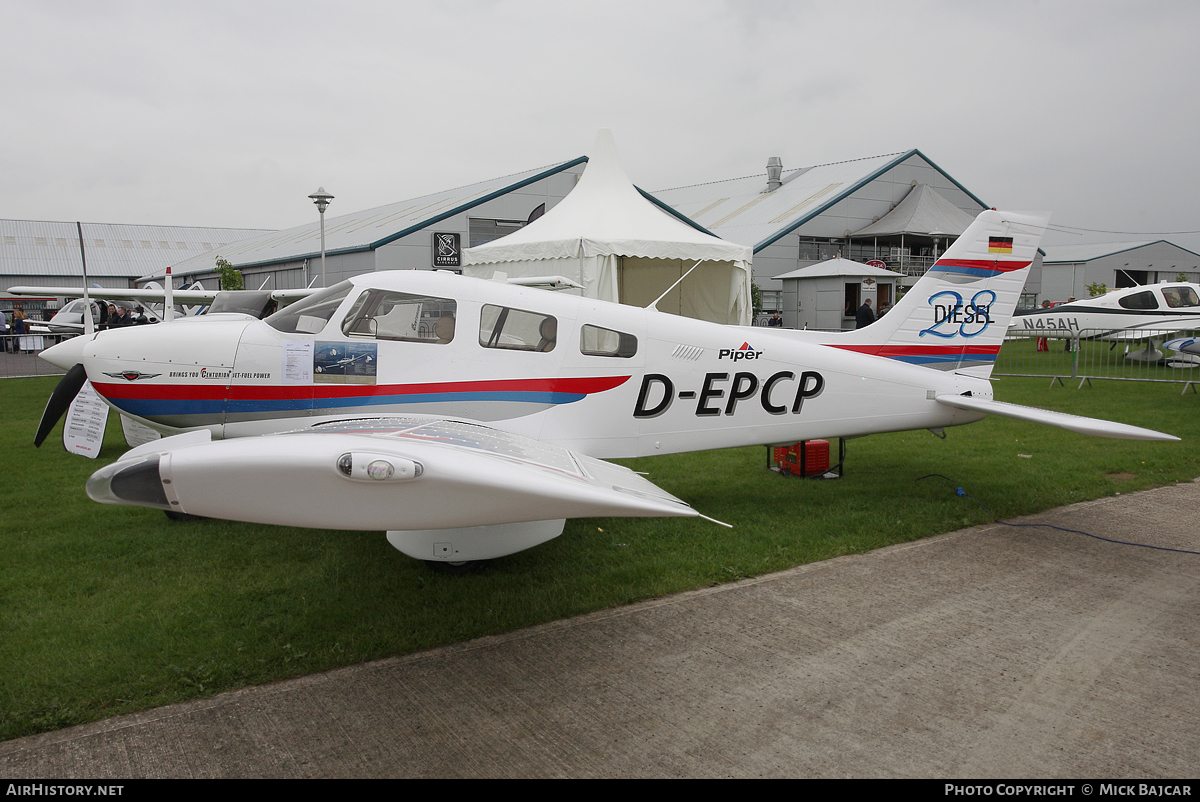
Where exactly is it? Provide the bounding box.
[167,158,587,275]
[1,220,274,279]
[652,152,910,251]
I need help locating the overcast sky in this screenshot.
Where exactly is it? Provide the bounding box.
[5,0,1199,252]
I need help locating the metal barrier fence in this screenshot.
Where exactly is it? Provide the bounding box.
[996,328,1200,393]
[0,334,69,379]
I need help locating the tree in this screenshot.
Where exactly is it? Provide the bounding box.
[215,257,244,291]
[751,282,763,318]
[1086,281,1108,298]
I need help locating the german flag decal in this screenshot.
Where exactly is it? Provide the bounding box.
[988,236,1014,254]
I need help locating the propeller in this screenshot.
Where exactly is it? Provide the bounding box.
[34,221,99,448]
[34,362,88,447]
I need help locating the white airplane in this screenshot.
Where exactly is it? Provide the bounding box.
[25,297,159,334]
[8,283,317,325]
[1008,283,1200,341]
[36,210,1178,571]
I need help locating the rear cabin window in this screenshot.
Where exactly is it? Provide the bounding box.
[341,289,456,343]
[580,324,637,358]
[1118,290,1159,310]
[1161,286,1200,309]
[479,304,557,352]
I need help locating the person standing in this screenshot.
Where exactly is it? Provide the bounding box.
[1036,299,1052,351]
[855,298,875,329]
[12,305,28,352]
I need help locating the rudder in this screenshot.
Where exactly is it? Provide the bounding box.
[825,209,1050,378]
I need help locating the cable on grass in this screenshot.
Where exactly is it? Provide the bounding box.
[915,474,1200,556]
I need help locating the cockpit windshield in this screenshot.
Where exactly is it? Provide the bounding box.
[264,281,354,334]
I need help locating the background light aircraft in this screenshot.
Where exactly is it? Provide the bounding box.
[1164,336,1200,357]
[36,210,1178,571]
[8,283,318,324]
[27,296,161,334]
[1009,283,1200,344]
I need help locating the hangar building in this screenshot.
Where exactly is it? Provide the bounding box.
[651,150,1000,328]
[1039,241,1200,302]
[1,219,273,314]
[161,159,588,291]
[160,148,1000,332]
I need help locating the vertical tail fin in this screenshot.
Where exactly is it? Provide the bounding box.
[827,209,1050,378]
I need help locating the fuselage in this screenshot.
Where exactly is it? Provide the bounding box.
[58,271,990,459]
[1010,283,1200,337]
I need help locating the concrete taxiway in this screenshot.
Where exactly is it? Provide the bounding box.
[3,480,1198,778]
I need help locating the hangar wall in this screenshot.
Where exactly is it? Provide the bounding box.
[1040,241,1200,301]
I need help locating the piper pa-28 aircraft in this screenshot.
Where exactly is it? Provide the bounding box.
[36,210,1178,570]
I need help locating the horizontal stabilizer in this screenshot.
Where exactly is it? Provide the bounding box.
[934,395,1179,441]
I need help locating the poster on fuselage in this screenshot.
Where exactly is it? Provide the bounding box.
[314,341,377,385]
[282,340,314,384]
[63,380,109,459]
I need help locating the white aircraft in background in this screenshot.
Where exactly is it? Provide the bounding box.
[35,210,1177,571]
[1008,283,1200,359]
[26,297,159,334]
[9,282,316,325]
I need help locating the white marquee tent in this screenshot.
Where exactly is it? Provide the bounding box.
[462,130,753,325]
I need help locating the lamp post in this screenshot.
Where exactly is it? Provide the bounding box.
[308,186,334,287]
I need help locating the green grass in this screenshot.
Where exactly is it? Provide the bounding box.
[996,333,1200,383]
[2,375,1197,740]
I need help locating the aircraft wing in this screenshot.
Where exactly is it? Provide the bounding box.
[1098,328,1187,342]
[9,284,222,303]
[86,416,704,531]
[269,288,320,303]
[8,285,318,305]
[934,395,1179,441]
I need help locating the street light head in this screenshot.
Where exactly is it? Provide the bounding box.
[309,186,334,214]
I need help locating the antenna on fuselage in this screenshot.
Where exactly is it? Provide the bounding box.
[647,259,704,312]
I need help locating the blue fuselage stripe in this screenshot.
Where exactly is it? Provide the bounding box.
[111,390,587,418]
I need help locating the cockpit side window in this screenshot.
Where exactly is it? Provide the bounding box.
[341,289,457,343]
[580,324,637,358]
[1118,290,1159,310]
[265,281,354,334]
[1161,286,1200,309]
[479,304,556,352]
